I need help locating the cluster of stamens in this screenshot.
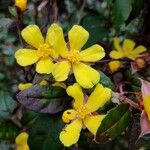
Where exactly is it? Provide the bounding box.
[37,43,52,58]
[66,50,81,63]
[76,106,88,119]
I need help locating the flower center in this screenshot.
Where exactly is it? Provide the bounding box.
[37,43,52,58]
[76,106,88,119]
[66,50,81,63]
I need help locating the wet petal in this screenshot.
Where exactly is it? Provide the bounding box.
[84,115,106,135]
[73,63,100,89]
[68,25,89,50]
[66,83,84,109]
[85,84,111,113]
[15,49,39,66]
[52,61,71,81]
[59,119,82,147]
[113,37,122,51]
[46,23,68,57]
[21,25,44,48]
[80,44,105,62]
[36,58,53,74]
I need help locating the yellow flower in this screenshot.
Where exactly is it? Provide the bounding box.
[16,132,30,150]
[18,80,48,90]
[108,60,121,73]
[15,24,59,74]
[59,83,111,147]
[51,24,105,88]
[109,37,147,60]
[18,83,33,91]
[15,0,27,12]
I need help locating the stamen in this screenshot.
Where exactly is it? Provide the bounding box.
[66,50,81,63]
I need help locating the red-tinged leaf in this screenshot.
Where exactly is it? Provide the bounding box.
[139,111,150,137]
[16,85,68,114]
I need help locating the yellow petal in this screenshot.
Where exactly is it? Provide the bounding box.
[143,95,150,121]
[36,58,53,74]
[132,45,147,56]
[16,132,29,145]
[59,119,82,147]
[62,109,76,123]
[123,39,135,52]
[80,44,105,62]
[18,83,33,91]
[113,37,122,51]
[15,49,39,66]
[46,23,68,57]
[108,60,122,73]
[17,144,29,150]
[68,25,89,50]
[66,83,84,109]
[21,25,44,48]
[52,82,66,89]
[109,50,124,59]
[15,0,27,12]
[85,84,111,113]
[84,115,106,135]
[73,63,100,88]
[39,80,49,86]
[52,61,71,81]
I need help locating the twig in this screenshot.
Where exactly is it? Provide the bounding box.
[77,0,86,24]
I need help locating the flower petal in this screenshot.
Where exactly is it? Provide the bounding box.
[68,25,89,50]
[46,23,68,57]
[73,63,100,88]
[80,44,105,62]
[109,50,124,59]
[16,132,29,145]
[84,115,106,135]
[52,61,71,81]
[59,119,82,147]
[85,84,111,113]
[21,25,44,48]
[113,37,122,51]
[143,95,150,121]
[123,39,135,52]
[62,109,76,123]
[36,58,53,74]
[66,83,84,109]
[18,83,33,91]
[132,45,147,56]
[15,49,39,66]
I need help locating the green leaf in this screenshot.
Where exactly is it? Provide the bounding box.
[0,121,19,140]
[17,85,68,114]
[96,104,131,143]
[100,71,114,89]
[0,91,17,121]
[28,115,64,150]
[81,12,108,47]
[112,0,133,25]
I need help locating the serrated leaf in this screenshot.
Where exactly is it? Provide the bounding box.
[0,91,17,120]
[28,115,64,150]
[96,104,131,143]
[16,85,68,114]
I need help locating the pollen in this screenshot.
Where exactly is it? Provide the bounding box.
[76,106,88,119]
[37,43,52,58]
[66,50,81,63]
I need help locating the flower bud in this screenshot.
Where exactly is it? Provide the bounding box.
[15,0,27,12]
[135,58,146,69]
[108,60,121,73]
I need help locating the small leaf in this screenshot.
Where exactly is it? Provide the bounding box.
[16,85,68,114]
[28,115,64,150]
[0,121,19,140]
[100,71,114,89]
[0,18,13,28]
[96,104,131,143]
[0,91,17,120]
